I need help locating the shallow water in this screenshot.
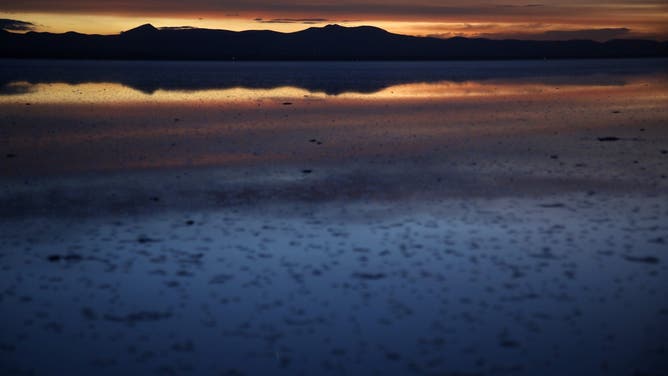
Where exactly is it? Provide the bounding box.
[1,59,667,375]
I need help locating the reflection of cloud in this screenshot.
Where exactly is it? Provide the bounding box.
[0,18,36,32]
[0,76,641,104]
[3,59,663,100]
[0,82,37,95]
[254,18,329,24]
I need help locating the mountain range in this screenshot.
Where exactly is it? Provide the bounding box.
[1,23,667,60]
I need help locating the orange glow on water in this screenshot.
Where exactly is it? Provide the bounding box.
[3,78,667,106]
[1,68,666,175]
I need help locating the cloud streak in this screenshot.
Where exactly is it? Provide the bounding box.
[535,28,632,41]
[254,18,329,24]
[0,18,36,31]
[428,27,638,42]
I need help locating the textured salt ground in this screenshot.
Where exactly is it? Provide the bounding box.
[1,193,667,376]
[2,115,668,219]
[1,59,667,375]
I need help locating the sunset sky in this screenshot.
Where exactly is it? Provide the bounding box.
[1,0,667,41]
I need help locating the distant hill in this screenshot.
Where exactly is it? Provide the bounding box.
[1,24,667,60]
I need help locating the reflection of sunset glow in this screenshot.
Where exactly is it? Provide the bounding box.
[2,67,667,176]
[3,78,667,105]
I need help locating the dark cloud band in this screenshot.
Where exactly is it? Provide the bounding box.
[1,1,665,20]
[254,18,329,24]
[0,18,36,31]
[429,27,636,42]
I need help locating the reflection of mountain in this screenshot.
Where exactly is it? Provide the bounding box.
[1,59,666,96]
[1,23,667,61]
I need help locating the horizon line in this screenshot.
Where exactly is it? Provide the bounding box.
[4,23,667,43]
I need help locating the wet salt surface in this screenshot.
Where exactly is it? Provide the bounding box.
[1,196,667,375]
[1,59,668,375]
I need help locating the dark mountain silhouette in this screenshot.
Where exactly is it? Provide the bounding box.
[124,23,159,33]
[1,24,666,60]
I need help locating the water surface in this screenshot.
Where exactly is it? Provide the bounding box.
[1,59,667,376]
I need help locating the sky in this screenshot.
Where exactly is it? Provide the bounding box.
[1,1,667,41]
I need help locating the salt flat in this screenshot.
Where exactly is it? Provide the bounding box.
[1,59,667,375]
